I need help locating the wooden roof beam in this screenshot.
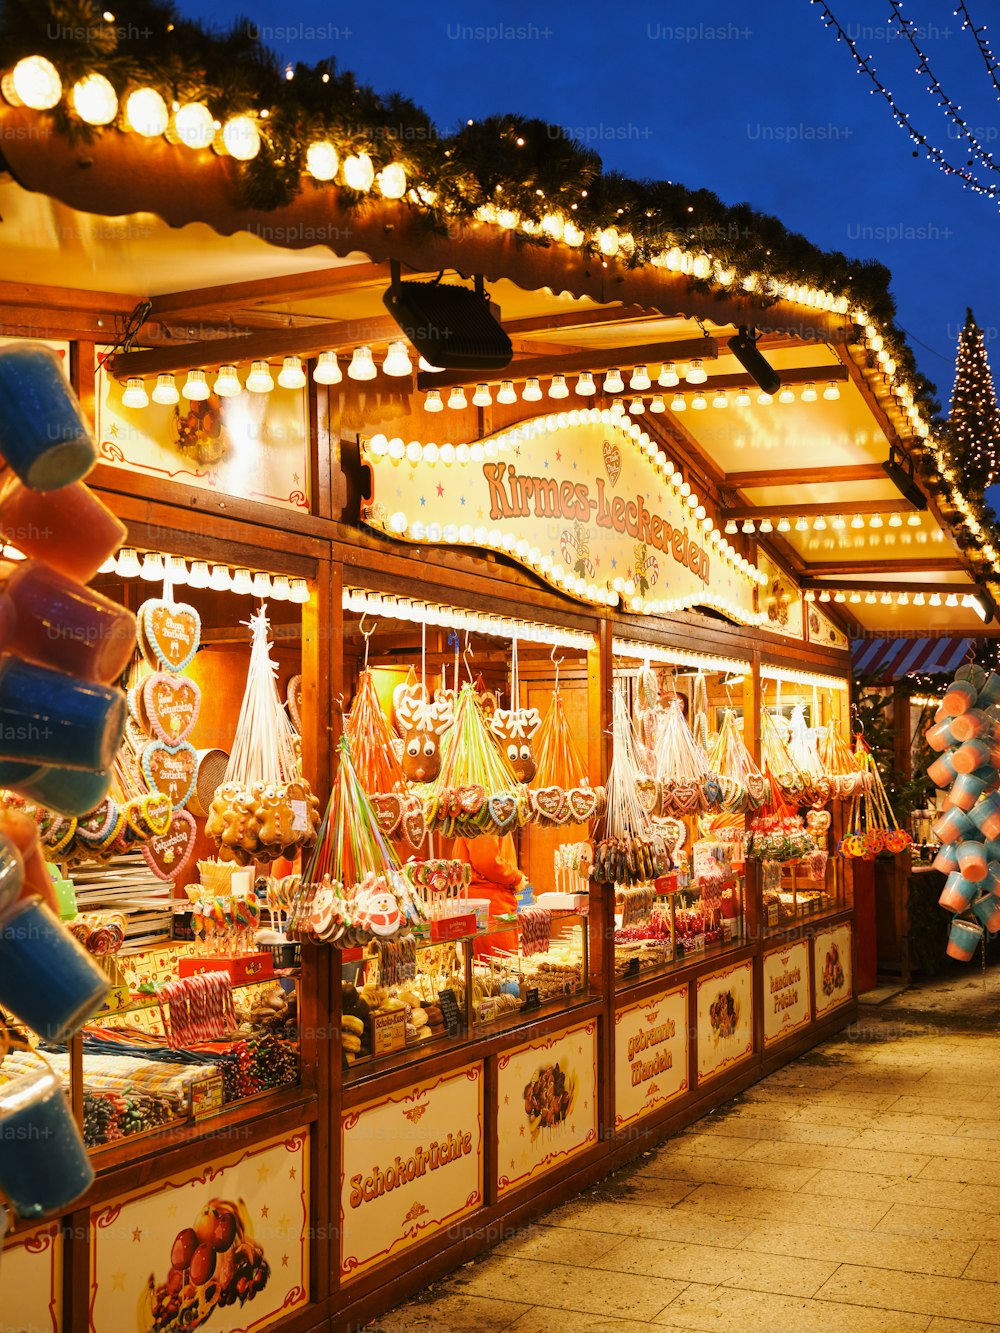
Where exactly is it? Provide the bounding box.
[726,463,887,487]
[415,337,719,390]
[722,498,915,520]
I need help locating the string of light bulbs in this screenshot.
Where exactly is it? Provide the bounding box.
[809,0,1000,202]
[955,1,1000,101]
[804,587,986,616]
[425,375,841,413]
[98,548,310,601]
[342,587,595,650]
[886,0,1000,176]
[725,511,930,534]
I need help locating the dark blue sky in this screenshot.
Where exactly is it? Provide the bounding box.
[194,0,998,410]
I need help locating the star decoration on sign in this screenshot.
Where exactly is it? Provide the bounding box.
[279,1214,291,1234]
[556,450,562,461]
[261,1205,269,1219]
[436,483,445,497]
[519,1125,525,1137]
[108,423,120,438]
[257,1164,271,1183]
[166,1204,177,1219]
[504,1094,509,1105]
[132,1228,142,1242]
[289,1167,296,1180]
[111,1272,126,1292]
[281,1254,290,1268]
[420,495,427,506]
[293,472,300,484]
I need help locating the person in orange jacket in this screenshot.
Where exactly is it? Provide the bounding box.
[451,831,526,956]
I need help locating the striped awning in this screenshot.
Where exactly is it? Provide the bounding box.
[851,637,976,681]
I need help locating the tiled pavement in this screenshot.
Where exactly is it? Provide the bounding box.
[366,966,1000,1332]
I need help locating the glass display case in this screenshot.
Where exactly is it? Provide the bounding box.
[342,913,590,1077]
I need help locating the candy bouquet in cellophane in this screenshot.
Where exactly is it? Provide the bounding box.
[594,682,670,886]
[745,770,824,871]
[707,709,771,814]
[787,702,832,806]
[819,718,869,800]
[424,680,531,838]
[838,735,912,858]
[529,658,605,827]
[653,691,719,817]
[286,736,425,947]
[347,666,430,851]
[206,609,321,864]
[759,707,814,807]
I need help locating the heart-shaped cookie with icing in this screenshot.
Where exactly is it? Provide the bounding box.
[139,599,201,673]
[141,741,197,808]
[142,809,197,882]
[143,673,201,745]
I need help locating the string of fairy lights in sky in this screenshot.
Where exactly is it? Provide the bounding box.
[886,0,999,175]
[954,1,1000,101]
[809,0,1000,203]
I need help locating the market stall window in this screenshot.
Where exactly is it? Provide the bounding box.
[331,589,598,1077]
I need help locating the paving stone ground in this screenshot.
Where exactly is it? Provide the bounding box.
[365,964,1000,1332]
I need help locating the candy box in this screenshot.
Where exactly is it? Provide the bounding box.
[178,952,274,984]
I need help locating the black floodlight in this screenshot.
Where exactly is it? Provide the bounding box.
[727,325,780,396]
[883,444,928,511]
[383,262,512,371]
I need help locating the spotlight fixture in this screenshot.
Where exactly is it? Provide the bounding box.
[776,516,791,533]
[548,375,568,399]
[603,368,624,393]
[658,362,679,388]
[685,360,707,385]
[882,444,928,511]
[383,261,512,369]
[758,517,773,534]
[741,519,755,534]
[575,372,596,396]
[727,325,780,396]
[630,365,651,390]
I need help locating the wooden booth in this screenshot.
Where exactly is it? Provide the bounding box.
[0,39,994,1332]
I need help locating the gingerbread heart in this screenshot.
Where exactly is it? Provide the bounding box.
[36,808,77,855]
[125,793,173,839]
[567,786,599,824]
[139,599,201,672]
[456,784,485,815]
[603,438,622,486]
[75,798,119,847]
[127,683,150,734]
[401,802,427,849]
[534,785,566,823]
[142,741,197,808]
[636,778,660,813]
[142,809,197,882]
[487,792,517,831]
[142,673,201,744]
[372,792,404,837]
[287,675,303,732]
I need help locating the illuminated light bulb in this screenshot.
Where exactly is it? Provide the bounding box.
[126,87,169,137]
[541,212,564,240]
[246,360,274,393]
[419,356,444,373]
[758,517,773,534]
[439,443,455,464]
[173,101,215,148]
[628,397,645,415]
[888,512,903,528]
[823,381,840,401]
[71,73,118,125]
[348,346,377,381]
[602,368,624,394]
[686,360,707,385]
[834,591,847,603]
[252,571,272,597]
[630,365,651,390]
[724,520,738,535]
[868,332,884,352]
[795,516,809,532]
[220,114,260,160]
[343,153,375,191]
[98,554,117,575]
[187,561,210,590]
[213,365,242,397]
[405,441,422,463]
[735,387,751,407]
[115,548,140,578]
[377,162,407,198]
[913,592,925,606]
[382,342,413,377]
[423,390,443,412]
[469,442,484,463]
[869,513,884,529]
[862,590,876,604]
[777,516,791,533]
[140,551,165,581]
[305,139,339,180]
[929,592,942,606]
[906,512,921,527]
[313,351,342,384]
[473,382,492,406]
[757,390,773,405]
[270,576,290,601]
[897,591,909,606]
[387,437,405,460]
[778,386,796,404]
[207,563,230,592]
[182,369,209,401]
[946,593,959,608]
[229,567,252,595]
[712,390,729,409]
[563,221,585,246]
[121,377,148,409]
[423,442,439,463]
[881,591,893,605]
[831,514,846,530]
[804,589,816,602]
[4,56,62,110]
[497,381,516,404]
[800,382,818,402]
[850,513,865,529]
[522,378,542,401]
[290,579,310,604]
[548,375,568,399]
[813,514,827,531]
[278,355,306,389]
[151,373,178,405]
[741,519,755,534]
[659,362,679,388]
[597,226,620,256]
[670,393,686,412]
[650,395,666,413]
[691,392,707,410]
[849,591,862,604]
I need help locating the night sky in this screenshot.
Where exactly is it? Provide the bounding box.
[191,0,997,410]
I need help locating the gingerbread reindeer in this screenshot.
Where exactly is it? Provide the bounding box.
[394,686,454,784]
[489,705,542,784]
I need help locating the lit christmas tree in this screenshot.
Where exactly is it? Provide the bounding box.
[949,308,1000,503]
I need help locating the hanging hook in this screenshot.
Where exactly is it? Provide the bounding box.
[550,642,563,692]
[359,614,376,670]
[462,631,474,682]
